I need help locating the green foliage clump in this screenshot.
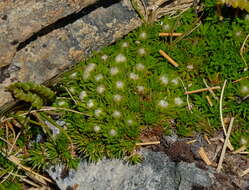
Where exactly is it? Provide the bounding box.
[8,82,55,108]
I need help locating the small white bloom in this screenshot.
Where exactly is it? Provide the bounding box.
[101,54,108,61]
[171,78,179,85]
[112,110,121,118]
[116,81,124,89]
[110,67,119,76]
[235,31,242,36]
[115,54,126,63]
[137,85,145,93]
[58,100,67,106]
[109,129,117,136]
[113,94,122,102]
[95,74,103,81]
[241,86,249,94]
[79,91,87,100]
[174,97,183,106]
[159,75,168,85]
[240,137,248,145]
[129,73,139,80]
[97,85,105,94]
[158,100,168,108]
[93,125,101,132]
[94,109,102,117]
[138,48,146,56]
[163,24,171,31]
[87,99,95,108]
[136,63,145,71]
[127,119,133,125]
[187,64,194,70]
[122,42,129,48]
[83,63,96,79]
[135,40,141,44]
[245,14,249,20]
[139,31,147,39]
[70,72,77,78]
[69,87,76,94]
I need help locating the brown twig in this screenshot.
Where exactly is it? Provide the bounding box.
[206,96,213,107]
[159,49,179,67]
[159,32,183,36]
[136,141,160,146]
[198,147,212,166]
[185,86,220,95]
[217,117,235,172]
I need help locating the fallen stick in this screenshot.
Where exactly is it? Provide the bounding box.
[159,32,183,37]
[217,117,235,172]
[206,96,213,107]
[136,141,160,146]
[185,86,220,95]
[198,147,213,166]
[159,49,179,67]
[238,168,249,177]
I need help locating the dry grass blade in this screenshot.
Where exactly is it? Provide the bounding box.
[203,78,218,100]
[240,34,249,69]
[198,147,213,166]
[159,49,179,67]
[185,86,220,95]
[136,141,160,146]
[217,117,235,172]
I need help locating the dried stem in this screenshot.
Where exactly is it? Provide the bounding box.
[217,117,235,172]
[185,86,220,95]
[159,49,179,67]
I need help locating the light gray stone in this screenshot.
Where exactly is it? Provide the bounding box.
[48,149,215,190]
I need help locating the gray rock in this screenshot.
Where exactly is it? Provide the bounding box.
[48,149,215,190]
[0,0,97,68]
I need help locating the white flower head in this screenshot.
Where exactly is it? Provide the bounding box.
[93,125,101,132]
[58,100,67,106]
[115,54,126,63]
[174,97,183,106]
[127,119,133,126]
[83,63,96,80]
[163,24,171,31]
[79,91,87,100]
[135,40,141,44]
[158,100,168,108]
[137,85,145,93]
[69,87,76,94]
[122,42,129,48]
[70,72,77,78]
[94,109,102,117]
[235,31,242,37]
[245,14,249,20]
[241,85,249,94]
[187,64,194,70]
[112,110,121,118]
[113,94,122,102]
[138,48,146,56]
[116,81,124,89]
[139,31,147,39]
[101,54,108,61]
[95,74,103,81]
[240,137,248,145]
[110,67,119,76]
[129,73,139,80]
[171,78,179,85]
[87,99,95,108]
[136,63,145,71]
[109,129,117,136]
[159,75,168,85]
[97,85,105,94]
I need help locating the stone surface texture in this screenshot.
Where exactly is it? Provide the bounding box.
[48,149,215,190]
[0,0,141,108]
[0,0,97,68]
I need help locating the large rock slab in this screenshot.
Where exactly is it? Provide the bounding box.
[0,0,98,68]
[47,149,216,190]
